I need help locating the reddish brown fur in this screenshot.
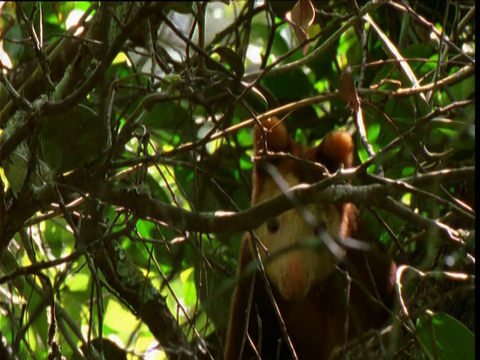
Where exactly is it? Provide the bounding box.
[225,117,396,359]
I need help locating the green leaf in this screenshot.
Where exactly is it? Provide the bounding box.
[43,219,74,258]
[64,273,91,292]
[1,248,25,293]
[3,144,29,192]
[104,299,139,333]
[40,104,107,174]
[416,312,475,360]
[213,46,245,77]
[180,267,197,306]
[143,102,193,142]
[448,74,475,104]
[262,68,312,101]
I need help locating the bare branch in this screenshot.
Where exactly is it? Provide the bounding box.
[82,166,474,243]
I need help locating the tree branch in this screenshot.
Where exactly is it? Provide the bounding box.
[82,166,474,244]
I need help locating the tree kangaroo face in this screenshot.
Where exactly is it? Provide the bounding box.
[252,171,346,301]
[251,117,354,301]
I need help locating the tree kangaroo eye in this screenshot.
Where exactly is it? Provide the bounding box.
[266,218,280,234]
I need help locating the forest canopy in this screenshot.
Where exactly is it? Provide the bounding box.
[0,1,475,359]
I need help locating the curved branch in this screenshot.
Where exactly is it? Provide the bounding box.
[359,64,474,98]
[83,166,474,244]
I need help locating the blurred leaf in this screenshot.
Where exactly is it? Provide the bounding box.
[213,46,245,77]
[3,143,29,192]
[2,23,26,67]
[22,281,49,349]
[104,299,139,334]
[339,65,360,111]
[143,102,193,142]
[250,22,290,59]
[448,74,475,103]
[384,97,417,126]
[180,267,197,306]
[339,27,362,68]
[43,219,74,258]
[65,273,91,292]
[1,249,25,292]
[39,104,107,174]
[416,312,475,360]
[262,68,312,102]
[285,0,315,55]
[236,127,253,148]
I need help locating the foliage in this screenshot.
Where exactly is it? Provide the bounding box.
[0,1,474,359]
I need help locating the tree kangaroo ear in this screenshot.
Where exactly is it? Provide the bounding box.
[254,117,291,155]
[312,131,354,173]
